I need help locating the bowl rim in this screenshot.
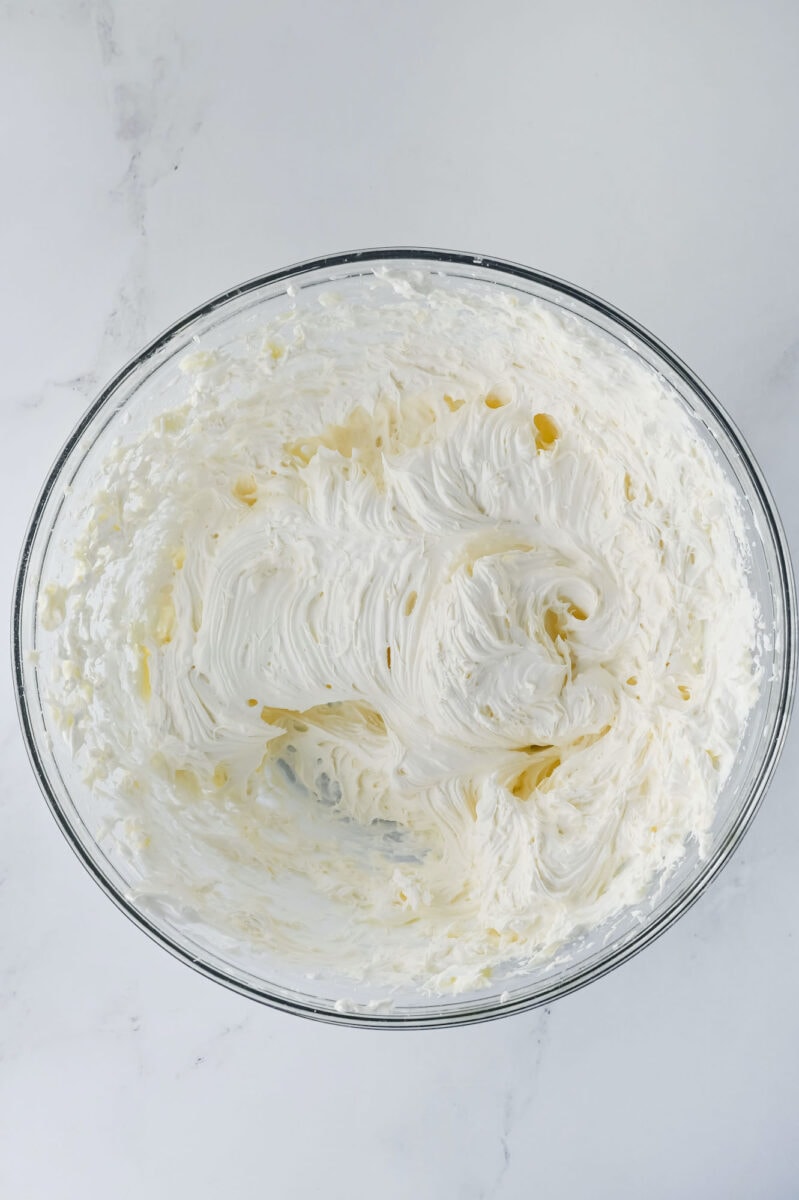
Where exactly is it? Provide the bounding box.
[12,246,798,1028]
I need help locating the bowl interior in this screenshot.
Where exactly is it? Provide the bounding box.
[14,250,796,1026]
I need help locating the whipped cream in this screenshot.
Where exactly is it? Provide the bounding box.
[41,275,759,992]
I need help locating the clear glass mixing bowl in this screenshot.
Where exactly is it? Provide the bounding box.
[13,249,796,1027]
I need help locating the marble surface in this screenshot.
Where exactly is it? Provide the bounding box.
[2,2,798,1196]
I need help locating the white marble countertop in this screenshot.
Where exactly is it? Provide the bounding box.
[2,2,798,1196]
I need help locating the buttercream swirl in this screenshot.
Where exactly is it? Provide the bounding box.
[42,277,758,991]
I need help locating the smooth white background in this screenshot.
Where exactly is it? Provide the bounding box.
[2,2,798,1197]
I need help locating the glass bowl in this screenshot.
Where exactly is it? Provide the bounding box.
[13,248,796,1028]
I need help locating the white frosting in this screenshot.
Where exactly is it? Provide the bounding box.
[41,276,759,993]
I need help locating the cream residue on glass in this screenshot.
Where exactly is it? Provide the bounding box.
[40,276,759,993]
